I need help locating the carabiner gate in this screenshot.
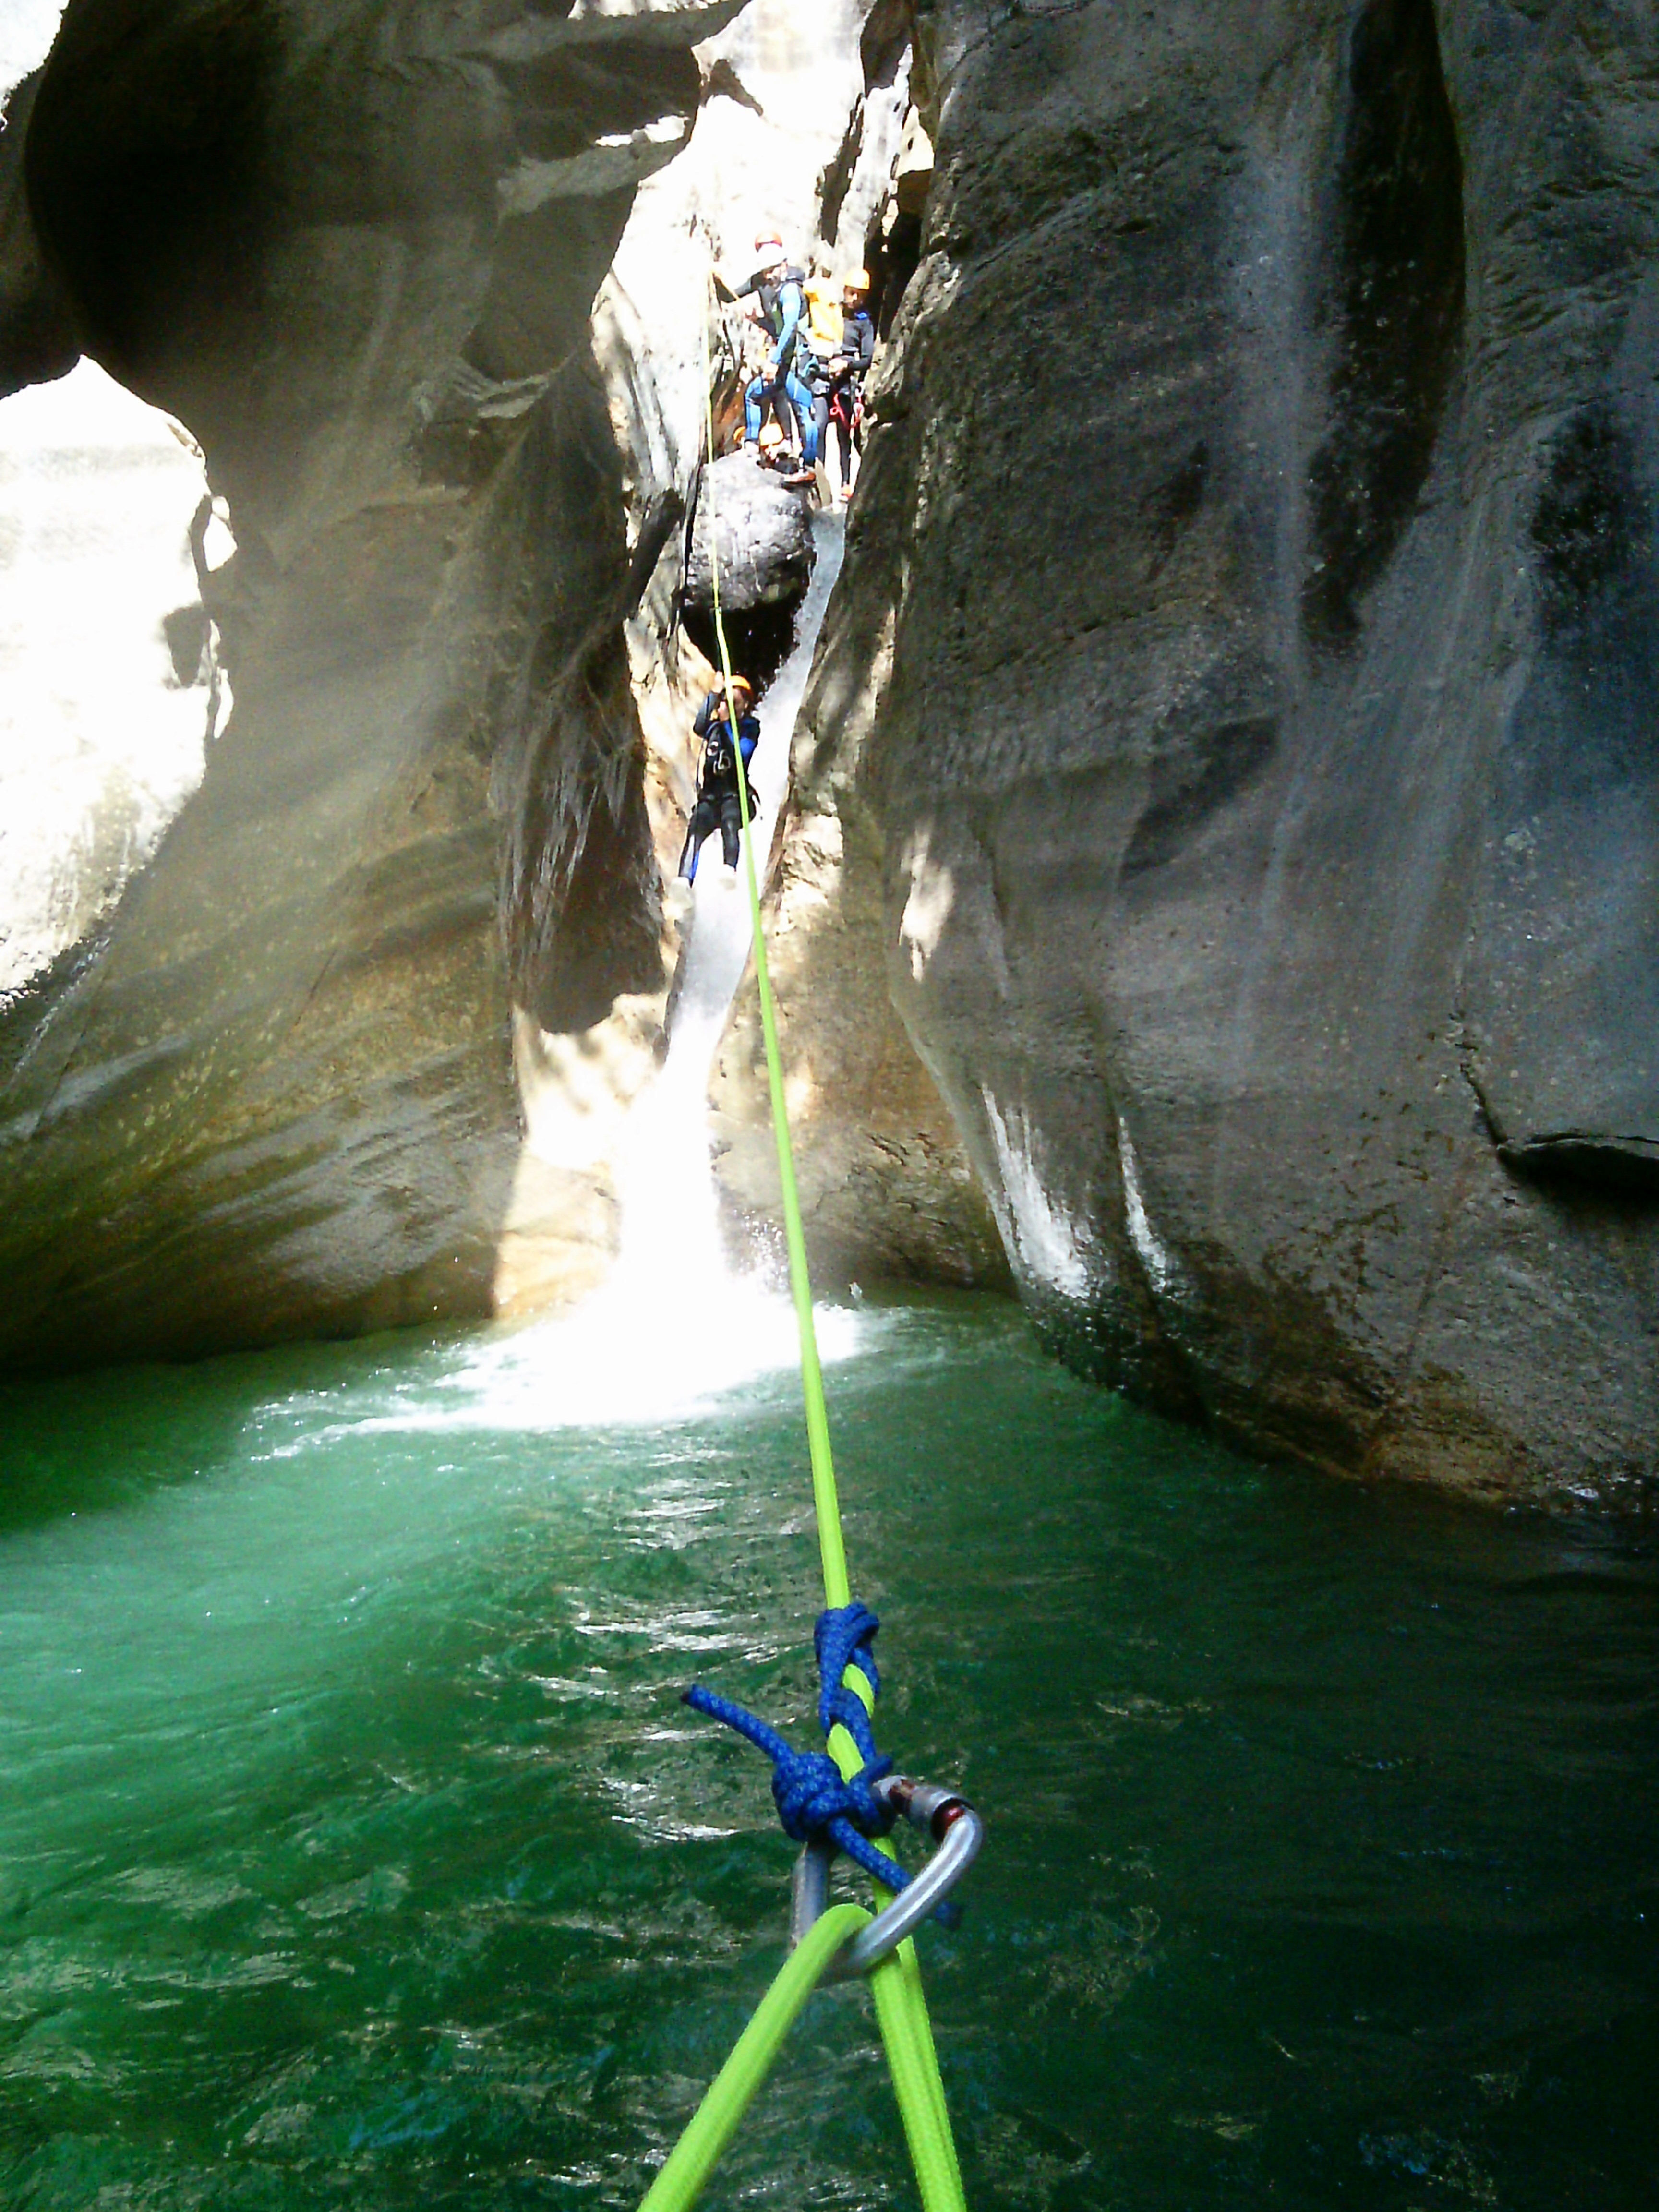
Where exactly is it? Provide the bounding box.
[788,1772,983,1979]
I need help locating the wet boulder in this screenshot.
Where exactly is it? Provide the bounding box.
[683,450,816,617]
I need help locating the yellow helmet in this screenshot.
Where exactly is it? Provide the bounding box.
[842,267,870,293]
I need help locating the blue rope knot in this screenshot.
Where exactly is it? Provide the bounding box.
[685,1602,947,1907]
[769,1743,893,1847]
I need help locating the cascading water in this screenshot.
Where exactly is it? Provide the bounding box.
[420,505,850,1433]
[614,505,846,1286]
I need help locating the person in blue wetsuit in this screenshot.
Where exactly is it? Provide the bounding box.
[736,234,817,488]
[679,677,761,883]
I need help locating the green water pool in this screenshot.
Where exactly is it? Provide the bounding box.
[0,1291,1654,2209]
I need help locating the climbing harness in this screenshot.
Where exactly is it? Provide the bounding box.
[633,281,981,2212]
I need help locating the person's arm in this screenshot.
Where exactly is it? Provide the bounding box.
[692,693,713,738]
[852,313,874,375]
[721,271,767,328]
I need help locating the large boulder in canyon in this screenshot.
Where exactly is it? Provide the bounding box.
[683,450,816,617]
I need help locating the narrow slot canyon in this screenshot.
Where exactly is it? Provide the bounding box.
[0,2,1656,2206]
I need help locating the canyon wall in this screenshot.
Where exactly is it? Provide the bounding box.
[714,0,1659,1501]
[0,0,949,1368]
[0,0,746,1365]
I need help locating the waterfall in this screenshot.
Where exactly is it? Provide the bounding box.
[430,505,853,1432]
[613,506,846,1289]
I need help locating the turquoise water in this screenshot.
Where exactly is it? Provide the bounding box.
[0,1291,1654,2210]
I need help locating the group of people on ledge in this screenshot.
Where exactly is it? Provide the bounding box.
[719,230,875,499]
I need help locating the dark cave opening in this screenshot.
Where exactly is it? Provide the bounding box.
[864,209,922,341]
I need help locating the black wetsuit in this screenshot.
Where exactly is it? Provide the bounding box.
[812,306,875,476]
[679,700,761,879]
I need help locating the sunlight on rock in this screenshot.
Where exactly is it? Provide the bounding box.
[0,360,222,1003]
[899,822,955,984]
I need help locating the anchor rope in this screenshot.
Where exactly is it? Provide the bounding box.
[633,271,968,2212]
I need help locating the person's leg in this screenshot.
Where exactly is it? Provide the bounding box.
[825,392,847,491]
[719,794,743,870]
[680,798,716,880]
[812,390,832,489]
[842,387,863,497]
[786,371,818,465]
[744,376,765,447]
[763,374,795,458]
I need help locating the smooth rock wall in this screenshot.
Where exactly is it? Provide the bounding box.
[719,0,1659,1501]
[0,0,740,1367]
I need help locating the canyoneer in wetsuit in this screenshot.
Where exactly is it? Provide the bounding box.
[736,234,818,488]
[679,677,760,883]
[816,268,875,502]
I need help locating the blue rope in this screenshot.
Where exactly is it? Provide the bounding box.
[685,1603,934,1902]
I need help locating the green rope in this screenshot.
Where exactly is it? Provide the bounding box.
[708,469,847,1606]
[631,277,967,2212]
[637,1905,871,2212]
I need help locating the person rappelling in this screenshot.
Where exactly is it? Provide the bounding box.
[678,676,760,884]
[730,232,818,489]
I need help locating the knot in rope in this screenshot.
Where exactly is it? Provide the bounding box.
[685,1603,920,1897]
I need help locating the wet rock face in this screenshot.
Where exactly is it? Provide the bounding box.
[774,0,1659,1499]
[0,0,737,1368]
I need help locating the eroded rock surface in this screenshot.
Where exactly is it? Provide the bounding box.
[0,0,740,1366]
[717,0,1659,1500]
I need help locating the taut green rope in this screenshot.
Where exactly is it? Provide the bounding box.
[636,275,967,2212]
[705,415,847,1607]
[637,1906,870,2212]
